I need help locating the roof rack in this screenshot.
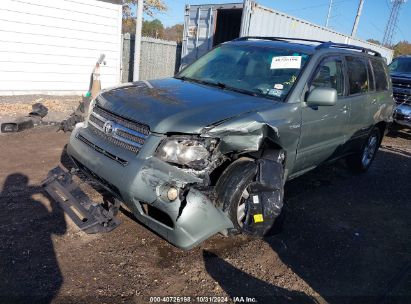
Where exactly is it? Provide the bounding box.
[234,36,326,44]
[234,36,382,57]
[315,42,381,57]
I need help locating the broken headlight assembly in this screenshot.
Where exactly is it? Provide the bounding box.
[155,137,217,170]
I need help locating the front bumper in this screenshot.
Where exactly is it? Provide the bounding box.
[394,104,411,128]
[67,124,233,249]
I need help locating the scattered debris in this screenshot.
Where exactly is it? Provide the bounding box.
[58,96,91,132]
[1,103,50,133]
[42,166,121,233]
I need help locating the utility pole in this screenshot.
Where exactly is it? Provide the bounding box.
[351,0,365,37]
[325,0,333,28]
[382,0,407,46]
[133,0,144,81]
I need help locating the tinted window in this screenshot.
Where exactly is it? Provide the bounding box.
[346,56,368,95]
[389,57,411,73]
[310,58,345,96]
[371,59,388,91]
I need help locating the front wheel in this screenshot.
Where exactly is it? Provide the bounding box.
[215,157,284,236]
[346,127,381,173]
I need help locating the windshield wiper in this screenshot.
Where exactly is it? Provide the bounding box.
[176,76,263,98]
[215,83,259,97]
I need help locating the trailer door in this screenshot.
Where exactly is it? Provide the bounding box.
[181,5,216,67]
[181,3,244,68]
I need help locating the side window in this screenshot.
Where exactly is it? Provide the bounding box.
[310,57,345,96]
[367,60,375,91]
[346,56,368,95]
[371,59,388,91]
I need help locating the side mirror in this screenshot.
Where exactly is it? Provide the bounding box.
[306,87,337,107]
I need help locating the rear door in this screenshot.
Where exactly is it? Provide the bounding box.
[294,56,350,172]
[344,56,378,151]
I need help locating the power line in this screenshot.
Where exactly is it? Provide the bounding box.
[382,0,407,46]
[288,0,353,12]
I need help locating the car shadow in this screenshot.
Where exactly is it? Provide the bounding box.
[386,125,411,140]
[203,250,317,303]
[0,173,66,303]
[204,149,411,303]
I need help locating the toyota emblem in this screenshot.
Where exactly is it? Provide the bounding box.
[103,121,114,135]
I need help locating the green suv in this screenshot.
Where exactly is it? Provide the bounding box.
[57,37,394,249]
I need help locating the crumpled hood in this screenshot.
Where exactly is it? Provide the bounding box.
[97,78,276,134]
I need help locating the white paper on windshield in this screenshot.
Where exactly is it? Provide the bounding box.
[271,56,302,69]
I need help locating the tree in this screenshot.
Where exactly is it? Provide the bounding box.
[164,24,184,42]
[122,0,166,34]
[367,39,381,45]
[392,41,411,57]
[122,0,166,18]
[142,19,165,38]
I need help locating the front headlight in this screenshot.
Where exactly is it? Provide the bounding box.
[156,137,216,170]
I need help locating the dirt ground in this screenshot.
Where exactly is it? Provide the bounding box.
[0,126,410,304]
[0,95,81,123]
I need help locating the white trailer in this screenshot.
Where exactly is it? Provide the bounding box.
[181,0,394,66]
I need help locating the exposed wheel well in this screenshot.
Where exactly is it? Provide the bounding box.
[209,138,285,186]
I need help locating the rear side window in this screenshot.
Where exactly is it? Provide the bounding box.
[346,56,368,95]
[371,59,388,91]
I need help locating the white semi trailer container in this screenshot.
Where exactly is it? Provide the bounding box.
[181,0,394,66]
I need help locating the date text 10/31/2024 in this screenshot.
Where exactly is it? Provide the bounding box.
[148,296,258,303]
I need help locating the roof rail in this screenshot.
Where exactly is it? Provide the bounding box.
[233,36,382,57]
[316,42,381,57]
[234,36,326,44]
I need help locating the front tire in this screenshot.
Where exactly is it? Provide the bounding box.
[215,157,284,236]
[347,127,381,173]
[215,158,257,235]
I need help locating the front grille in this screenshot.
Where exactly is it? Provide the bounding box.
[392,81,411,89]
[88,105,150,153]
[76,133,128,166]
[393,92,411,104]
[93,106,149,136]
[89,124,141,153]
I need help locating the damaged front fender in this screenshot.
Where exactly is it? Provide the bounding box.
[201,112,283,154]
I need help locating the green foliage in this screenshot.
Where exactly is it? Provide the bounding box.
[164,24,184,42]
[142,19,165,38]
[392,41,411,57]
[122,0,167,18]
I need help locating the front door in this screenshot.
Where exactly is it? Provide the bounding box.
[294,56,350,173]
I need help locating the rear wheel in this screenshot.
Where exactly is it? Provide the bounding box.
[347,127,381,172]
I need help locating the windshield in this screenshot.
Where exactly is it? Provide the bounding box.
[177,44,310,100]
[389,58,411,73]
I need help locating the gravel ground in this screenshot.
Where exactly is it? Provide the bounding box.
[0,126,410,304]
[0,95,81,123]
